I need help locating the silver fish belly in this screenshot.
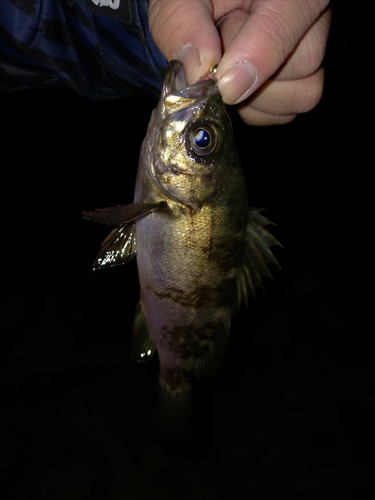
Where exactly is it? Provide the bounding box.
[83,60,281,442]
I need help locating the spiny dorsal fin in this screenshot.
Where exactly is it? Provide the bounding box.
[236,208,282,307]
[131,300,156,364]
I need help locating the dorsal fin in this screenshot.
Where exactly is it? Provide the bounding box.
[236,208,282,307]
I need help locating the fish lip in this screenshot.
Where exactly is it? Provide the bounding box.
[163,60,218,100]
[163,60,188,93]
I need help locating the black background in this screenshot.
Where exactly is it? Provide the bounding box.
[1,3,373,499]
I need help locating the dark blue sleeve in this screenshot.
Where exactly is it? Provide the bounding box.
[0,0,168,100]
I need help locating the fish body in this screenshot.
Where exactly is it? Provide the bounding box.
[83,60,280,443]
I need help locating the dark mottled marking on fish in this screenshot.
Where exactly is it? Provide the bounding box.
[151,276,236,308]
[161,322,225,358]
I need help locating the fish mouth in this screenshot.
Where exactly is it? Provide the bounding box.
[163,60,189,93]
[163,60,218,100]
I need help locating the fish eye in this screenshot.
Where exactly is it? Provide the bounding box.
[194,128,211,148]
[189,123,218,157]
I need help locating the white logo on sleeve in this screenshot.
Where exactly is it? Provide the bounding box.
[91,0,120,10]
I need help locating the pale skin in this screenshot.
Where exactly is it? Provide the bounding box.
[149,0,331,126]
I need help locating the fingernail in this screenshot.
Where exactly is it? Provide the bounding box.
[215,15,229,31]
[217,62,258,104]
[174,44,202,84]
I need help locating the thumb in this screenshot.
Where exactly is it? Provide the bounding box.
[148,0,222,84]
[216,0,329,104]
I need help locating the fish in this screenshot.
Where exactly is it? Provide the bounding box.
[83,60,281,446]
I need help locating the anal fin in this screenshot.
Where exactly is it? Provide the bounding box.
[130,301,156,364]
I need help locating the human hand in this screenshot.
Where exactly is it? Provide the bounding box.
[149,0,331,125]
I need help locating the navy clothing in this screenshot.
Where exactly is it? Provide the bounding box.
[0,0,168,99]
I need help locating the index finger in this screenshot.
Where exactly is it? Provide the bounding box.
[216,0,330,104]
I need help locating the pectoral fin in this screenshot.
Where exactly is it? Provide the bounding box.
[83,201,169,271]
[236,208,283,307]
[82,201,169,226]
[92,223,137,271]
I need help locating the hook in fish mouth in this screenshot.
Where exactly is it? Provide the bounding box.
[163,60,218,100]
[210,64,218,75]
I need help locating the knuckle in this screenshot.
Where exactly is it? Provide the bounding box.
[238,104,296,126]
[298,69,325,112]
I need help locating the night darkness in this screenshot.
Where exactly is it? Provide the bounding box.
[1,3,373,499]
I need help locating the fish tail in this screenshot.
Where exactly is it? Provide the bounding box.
[149,376,194,449]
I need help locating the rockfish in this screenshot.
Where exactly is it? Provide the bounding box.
[83,60,281,444]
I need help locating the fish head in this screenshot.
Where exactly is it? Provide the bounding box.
[143,60,240,210]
